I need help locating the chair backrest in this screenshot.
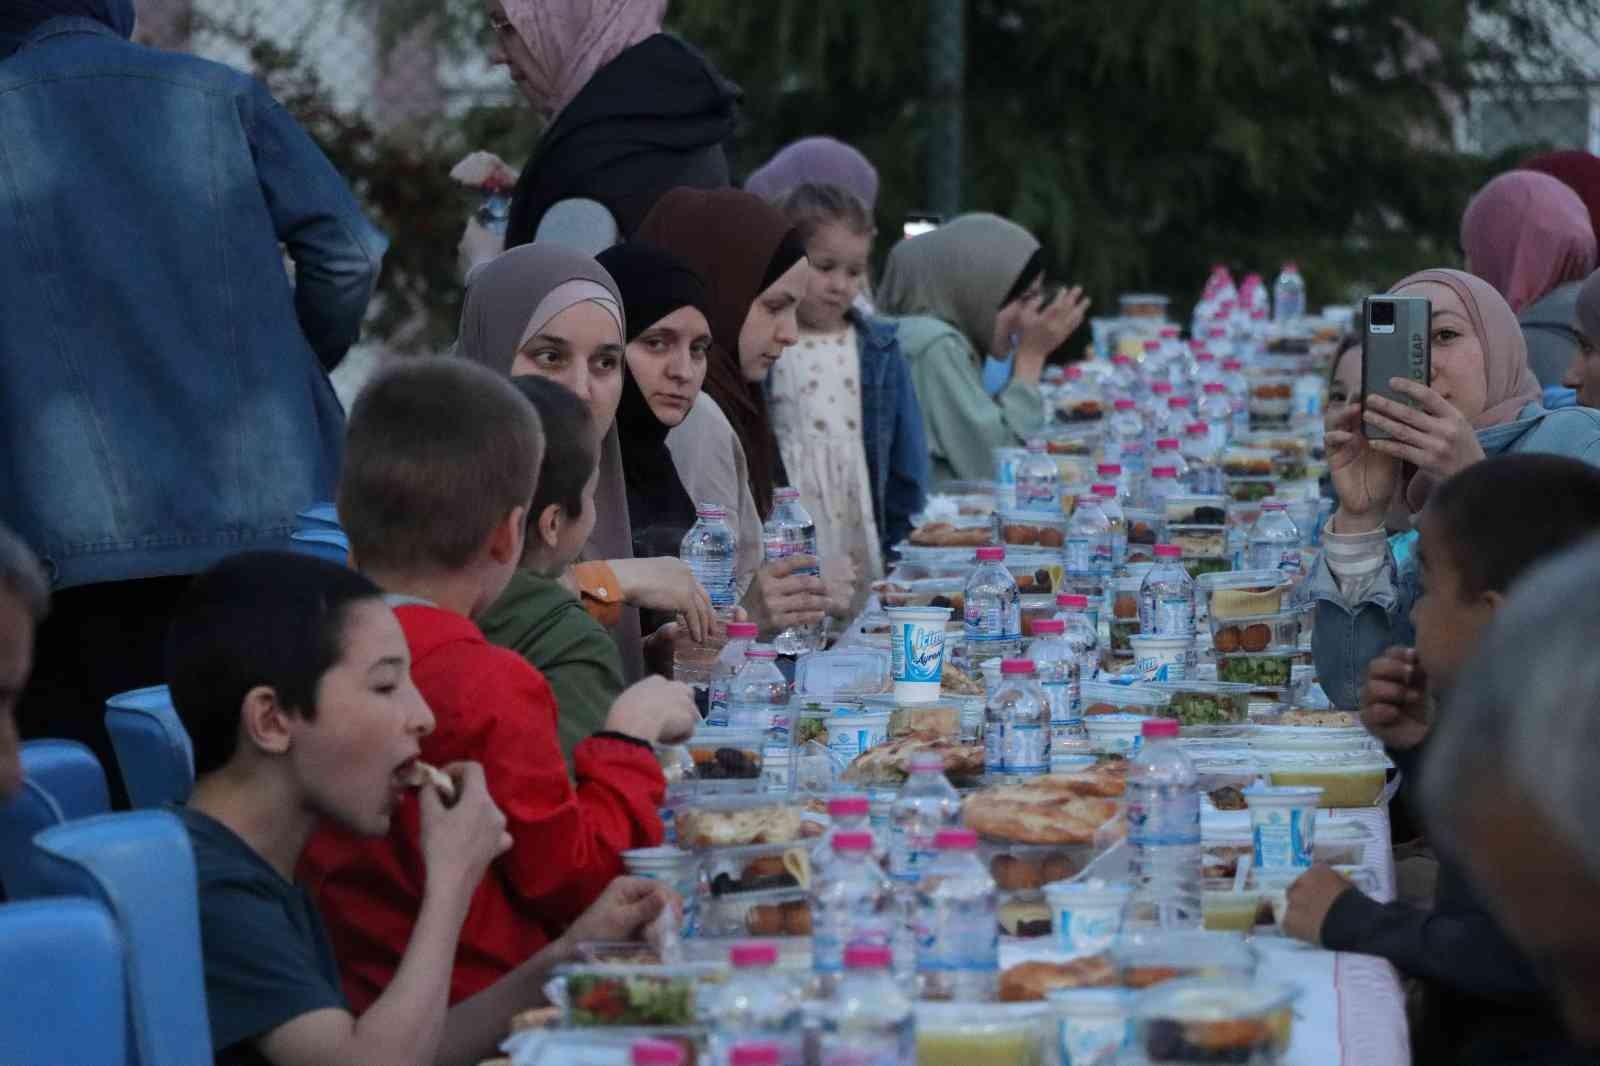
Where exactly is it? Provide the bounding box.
[289,528,350,564]
[106,685,195,808]
[295,501,342,531]
[26,811,213,1066]
[0,740,110,894]
[0,898,128,1064]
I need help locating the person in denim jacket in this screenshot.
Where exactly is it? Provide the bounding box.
[1311,269,1600,709]
[0,0,386,799]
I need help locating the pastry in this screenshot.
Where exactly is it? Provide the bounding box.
[939,663,984,697]
[1240,623,1272,652]
[963,772,1125,845]
[781,900,812,935]
[677,804,803,849]
[910,521,991,547]
[841,732,985,786]
[997,899,1053,937]
[889,704,961,738]
[1276,709,1359,727]
[1208,786,1248,811]
[1209,587,1283,620]
[998,956,1117,1002]
[404,761,457,804]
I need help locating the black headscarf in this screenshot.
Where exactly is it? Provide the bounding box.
[0,0,134,58]
[595,242,712,560]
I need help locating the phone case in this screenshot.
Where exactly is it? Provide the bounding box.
[1361,296,1431,441]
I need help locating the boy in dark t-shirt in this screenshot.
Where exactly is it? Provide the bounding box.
[169,551,673,1065]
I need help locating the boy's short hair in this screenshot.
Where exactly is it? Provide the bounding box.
[1425,453,1600,599]
[167,551,384,776]
[340,358,544,572]
[509,376,596,521]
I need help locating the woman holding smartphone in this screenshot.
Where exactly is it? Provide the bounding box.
[1308,268,1600,709]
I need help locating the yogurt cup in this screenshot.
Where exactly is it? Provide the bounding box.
[886,606,953,702]
[1086,712,1151,755]
[823,709,893,764]
[1049,987,1134,1066]
[1243,785,1323,869]
[1045,878,1134,954]
[1128,634,1193,682]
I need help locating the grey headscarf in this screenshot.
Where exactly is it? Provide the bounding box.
[1578,267,1600,345]
[877,213,1041,355]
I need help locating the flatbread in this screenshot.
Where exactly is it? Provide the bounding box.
[998,955,1117,1001]
[406,761,457,805]
[840,732,984,786]
[963,771,1125,845]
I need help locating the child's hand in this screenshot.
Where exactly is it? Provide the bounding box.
[419,762,511,897]
[605,676,699,746]
[1282,864,1354,944]
[557,877,678,952]
[1359,646,1430,751]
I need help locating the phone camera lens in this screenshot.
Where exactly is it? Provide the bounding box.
[1369,300,1396,328]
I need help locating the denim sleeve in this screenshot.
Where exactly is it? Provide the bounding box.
[245,82,388,371]
[881,348,930,554]
[1308,545,1417,710]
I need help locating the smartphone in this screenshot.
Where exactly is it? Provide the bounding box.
[902,212,943,240]
[1360,295,1431,441]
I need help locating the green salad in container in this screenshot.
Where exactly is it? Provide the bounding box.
[565,971,699,1027]
[1217,654,1293,688]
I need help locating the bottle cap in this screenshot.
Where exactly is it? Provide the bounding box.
[975,546,1006,562]
[1207,327,1226,338]
[631,1040,686,1066]
[1154,544,1183,559]
[1112,354,1132,365]
[774,486,800,502]
[726,622,759,639]
[1167,397,1191,409]
[1152,466,1178,478]
[934,827,979,850]
[729,1045,783,1066]
[1186,422,1208,436]
[1195,351,1217,362]
[1160,325,1180,337]
[694,504,728,519]
[1151,381,1172,394]
[1143,340,1160,352]
[1056,593,1090,609]
[832,831,874,853]
[1114,399,1137,410]
[1067,366,1083,380]
[1001,658,1037,675]
[1155,438,1181,450]
[1141,718,1180,739]
[843,944,893,970]
[730,942,780,968]
[1092,483,1117,497]
[1204,383,1228,393]
[745,645,778,660]
[1261,499,1287,511]
[1222,358,1243,371]
[1096,464,1123,476]
[828,794,870,818]
[1030,618,1065,635]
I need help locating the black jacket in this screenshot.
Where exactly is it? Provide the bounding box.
[1321,744,1576,1063]
[505,34,741,247]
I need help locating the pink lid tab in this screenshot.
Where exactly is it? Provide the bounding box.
[1186,422,1208,435]
[631,1040,686,1066]
[1167,397,1191,409]
[1154,544,1183,559]
[975,546,1006,562]
[1155,438,1180,450]
[1141,718,1180,739]
[1001,658,1036,675]
[1152,467,1178,478]
[730,942,779,968]
[1096,463,1123,476]
[746,645,778,659]
[843,944,893,969]
[1143,340,1160,352]
[828,795,870,818]
[1092,483,1117,497]
[935,827,979,850]
[729,1045,782,1066]
[1067,366,1083,379]
[832,831,874,852]
[1112,354,1132,365]
[1030,618,1065,634]
[1160,325,1180,337]
[726,622,759,639]
[1204,383,1227,393]
[1151,381,1173,394]
[1056,593,1090,609]
[1114,399,1137,410]
[1222,358,1243,370]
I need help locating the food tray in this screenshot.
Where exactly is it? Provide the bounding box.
[1224,477,1277,503]
[982,840,1096,897]
[1195,571,1290,621]
[1082,681,1172,718]
[999,511,1067,549]
[792,649,891,698]
[682,728,767,789]
[1110,930,1257,990]
[1162,495,1230,526]
[1208,611,1301,654]
[1147,681,1253,726]
[701,840,814,897]
[1131,977,1298,1064]
[1218,448,1277,479]
[1260,751,1392,807]
[673,795,812,850]
[1166,526,1228,558]
[1215,650,1301,689]
[553,963,724,1028]
[1181,556,1232,579]
[699,886,812,939]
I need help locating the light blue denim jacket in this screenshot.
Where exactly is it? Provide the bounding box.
[1309,402,1600,708]
[0,19,387,589]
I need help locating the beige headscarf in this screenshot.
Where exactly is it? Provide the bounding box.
[455,244,645,679]
[501,0,668,121]
[876,213,1041,355]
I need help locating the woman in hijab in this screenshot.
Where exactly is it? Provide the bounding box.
[1522,149,1600,238]
[877,214,1090,483]
[744,136,881,211]
[1564,268,1600,409]
[456,243,716,681]
[1308,268,1600,710]
[1460,170,1597,387]
[467,0,741,260]
[637,187,833,637]
[0,0,132,57]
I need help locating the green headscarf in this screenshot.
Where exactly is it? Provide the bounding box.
[876,213,1041,354]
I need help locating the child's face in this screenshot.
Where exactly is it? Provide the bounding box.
[799,222,872,332]
[1411,515,1497,691]
[293,599,435,836]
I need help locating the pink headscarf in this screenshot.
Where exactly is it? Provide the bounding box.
[1460,170,1597,313]
[502,0,668,120]
[1391,268,1542,510]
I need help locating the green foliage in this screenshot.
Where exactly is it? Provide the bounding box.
[674,0,1598,326]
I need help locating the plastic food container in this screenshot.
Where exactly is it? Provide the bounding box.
[1132,976,1299,1064]
[554,963,721,1027]
[1218,448,1277,479]
[1262,752,1390,807]
[700,885,812,938]
[1192,754,1262,802]
[1209,611,1301,654]
[1162,495,1229,526]
[1045,427,1101,455]
[1244,784,1322,869]
[793,649,891,699]
[1129,634,1193,682]
[986,842,1095,896]
[674,795,810,850]
[1050,987,1135,1066]
[1045,878,1133,954]
[1195,571,1291,622]
[1149,682,1253,727]
[1215,651,1299,689]
[1086,712,1153,755]
[1119,293,1170,318]
[1007,559,1064,596]
[1200,881,1266,932]
[1000,511,1069,548]
[915,1002,1053,1066]
[1082,682,1173,719]
[1107,576,1144,656]
[885,606,952,701]
[1019,594,1060,638]
[1249,725,1377,754]
[1111,930,1258,991]
[1166,526,1228,559]
[1224,477,1277,503]
[1182,556,1232,579]
[1124,510,1163,563]
[683,728,768,789]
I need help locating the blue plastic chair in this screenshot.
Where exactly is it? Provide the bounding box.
[0,898,128,1063]
[106,685,195,808]
[0,740,110,894]
[289,527,351,564]
[295,501,342,531]
[25,811,213,1065]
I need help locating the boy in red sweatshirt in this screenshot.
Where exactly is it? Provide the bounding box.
[300,358,697,1009]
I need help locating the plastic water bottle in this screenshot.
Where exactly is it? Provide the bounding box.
[1204,325,1232,365]
[819,944,915,1066]
[1015,438,1061,514]
[1272,262,1306,324]
[811,832,895,991]
[1053,593,1102,682]
[724,1043,783,1066]
[1027,619,1083,753]
[632,1038,687,1066]
[710,943,804,1066]
[1293,370,1325,440]
[1145,380,1174,424]
[1248,500,1302,576]
[1139,545,1195,638]
[814,793,876,874]
[1158,396,1192,442]
[963,546,1021,662]
[1090,483,1127,570]
[915,828,1000,1002]
[729,646,793,791]
[1145,466,1183,511]
[707,621,761,725]
[1106,354,1140,403]
[764,487,821,655]
[1154,438,1189,486]
[1220,358,1250,436]
[887,752,962,884]
[1106,398,1147,472]
[1198,382,1233,453]
[1064,493,1112,578]
[1125,718,1202,929]
[1181,424,1225,496]
[682,504,738,614]
[984,659,1050,779]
